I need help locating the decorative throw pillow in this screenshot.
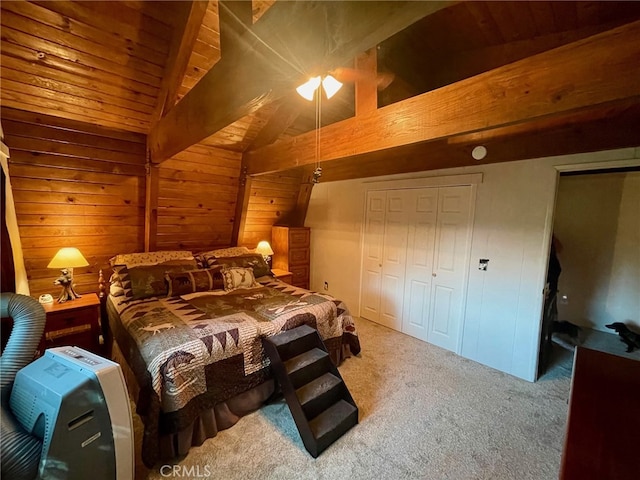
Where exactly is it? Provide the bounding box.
[165,267,224,297]
[194,246,251,268]
[128,259,198,300]
[212,254,272,278]
[111,264,133,300]
[113,259,198,300]
[221,267,259,291]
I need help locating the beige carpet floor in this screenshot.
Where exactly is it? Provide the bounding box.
[135,318,575,479]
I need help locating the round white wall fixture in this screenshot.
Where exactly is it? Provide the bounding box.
[472,145,487,160]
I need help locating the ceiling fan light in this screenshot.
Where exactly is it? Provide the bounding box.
[322,75,343,99]
[296,76,322,101]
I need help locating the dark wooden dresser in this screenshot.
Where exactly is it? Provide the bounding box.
[272,226,310,289]
[560,346,639,480]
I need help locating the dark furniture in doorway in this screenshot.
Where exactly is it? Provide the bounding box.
[560,347,640,479]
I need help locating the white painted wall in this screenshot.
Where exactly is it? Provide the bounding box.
[555,171,640,331]
[610,173,640,330]
[305,147,640,381]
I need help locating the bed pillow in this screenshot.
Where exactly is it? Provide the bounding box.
[109,272,125,297]
[109,250,194,268]
[165,266,224,297]
[113,259,198,300]
[211,254,272,278]
[221,267,259,291]
[129,259,198,300]
[194,246,251,268]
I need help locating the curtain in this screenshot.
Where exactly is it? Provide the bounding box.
[1,167,15,292]
[1,129,29,295]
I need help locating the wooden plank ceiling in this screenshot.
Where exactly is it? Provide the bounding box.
[1,1,180,133]
[3,1,639,161]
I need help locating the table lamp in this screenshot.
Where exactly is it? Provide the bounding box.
[255,240,274,268]
[47,247,89,303]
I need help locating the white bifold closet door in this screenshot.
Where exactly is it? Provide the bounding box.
[361,186,473,353]
[361,189,410,331]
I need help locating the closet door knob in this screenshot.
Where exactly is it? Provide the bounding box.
[432,273,437,277]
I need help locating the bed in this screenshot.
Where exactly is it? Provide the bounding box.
[102,248,360,467]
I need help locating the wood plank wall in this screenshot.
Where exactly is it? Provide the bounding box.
[2,106,304,297]
[157,143,242,251]
[239,169,302,248]
[1,107,146,298]
[0,1,179,134]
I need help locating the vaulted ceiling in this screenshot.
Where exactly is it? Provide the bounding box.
[2,1,640,181]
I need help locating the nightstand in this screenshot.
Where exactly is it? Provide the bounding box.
[40,293,102,355]
[272,226,310,289]
[271,268,293,285]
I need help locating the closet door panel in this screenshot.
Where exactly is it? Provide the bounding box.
[361,191,386,322]
[380,272,404,329]
[403,188,437,340]
[432,285,454,334]
[404,278,431,336]
[435,221,457,271]
[361,269,381,320]
[379,190,408,331]
[428,186,473,352]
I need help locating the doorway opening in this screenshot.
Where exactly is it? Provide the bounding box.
[538,166,640,378]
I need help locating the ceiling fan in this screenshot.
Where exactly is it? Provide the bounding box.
[296,66,396,100]
[329,67,396,91]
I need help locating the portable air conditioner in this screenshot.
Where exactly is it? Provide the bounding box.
[9,346,134,480]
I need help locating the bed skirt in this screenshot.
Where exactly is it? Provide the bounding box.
[112,340,275,463]
[111,336,352,464]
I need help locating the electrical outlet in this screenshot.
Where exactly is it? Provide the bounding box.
[323,281,329,291]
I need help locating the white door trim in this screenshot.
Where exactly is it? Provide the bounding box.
[364,173,483,191]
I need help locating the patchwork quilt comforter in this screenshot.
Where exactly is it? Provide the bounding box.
[108,278,360,463]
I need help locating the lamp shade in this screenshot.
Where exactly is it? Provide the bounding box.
[255,241,274,257]
[47,247,89,269]
[322,75,343,99]
[296,76,321,101]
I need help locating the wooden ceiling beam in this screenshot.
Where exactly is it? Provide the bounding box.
[151,0,208,122]
[314,102,640,183]
[355,48,378,116]
[148,1,454,163]
[219,1,253,58]
[245,20,640,175]
[271,165,316,227]
[247,96,306,150]
[231,162,251,247]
